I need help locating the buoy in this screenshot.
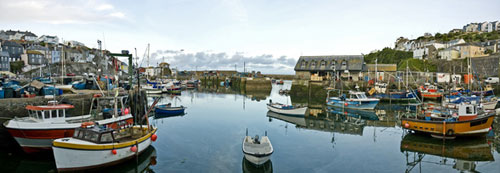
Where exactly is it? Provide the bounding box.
[344,103,348,106]
[489,127,493,131]
[151,134,158,142]
[124,108,130,115]
[404,123,410,128]
[111,149,117,155]
[130,146,137,152]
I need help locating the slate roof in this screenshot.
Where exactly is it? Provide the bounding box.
[1,40,23,47]
[0,51,10,57]
[294,55,364,71]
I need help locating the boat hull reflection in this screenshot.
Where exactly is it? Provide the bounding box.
[242,157,273,173]
[400,133,494,172]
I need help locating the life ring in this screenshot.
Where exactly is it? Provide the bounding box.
[81,122,95,128]
[446,129,454,136]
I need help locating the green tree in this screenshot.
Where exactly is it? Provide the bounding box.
[10,61,25,74]
[364,48,413,64]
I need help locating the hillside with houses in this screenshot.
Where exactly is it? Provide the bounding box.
[0,30,132,77]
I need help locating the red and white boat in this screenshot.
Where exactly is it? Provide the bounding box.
[3,96,134,153]
[419,84,442,100]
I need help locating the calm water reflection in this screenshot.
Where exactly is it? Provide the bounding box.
[0,81,499,172]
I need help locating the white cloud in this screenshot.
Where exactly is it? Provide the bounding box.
[0,0,125,24]
[146,49,296,74]
[96,4,114,11]
[110,12,125,18]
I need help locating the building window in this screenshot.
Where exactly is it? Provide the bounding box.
[301,61,306,68]
[320,61,326,67]
[311,61,316,67]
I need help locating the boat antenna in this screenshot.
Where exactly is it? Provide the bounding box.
[246,128,248,136]
[265,131,267,136]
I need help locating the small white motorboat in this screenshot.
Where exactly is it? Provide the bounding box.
[266,101,307,116]
[242,129,273,165]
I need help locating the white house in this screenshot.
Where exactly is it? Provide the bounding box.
[446,39,466,48]
[463,23,479,32]
[478,22,489,32]
[487,21,500,32]
[38,35,59,44]
[64,40,85,47]
[438,48,460,61]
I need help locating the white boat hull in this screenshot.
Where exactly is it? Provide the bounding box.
[266,105,307,116]
[146,90,162,94]
[482,101,497,110]
[244,154,271,165]
[53,132,155,171]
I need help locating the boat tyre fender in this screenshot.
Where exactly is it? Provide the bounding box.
[446,129,454,136]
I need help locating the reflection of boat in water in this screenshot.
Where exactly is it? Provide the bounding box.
[400,133,494,172]
[102,146,157,173]
[266,111,306,126]
[2,146,157,173]
[242,157,273,173]
[327,106,379,120]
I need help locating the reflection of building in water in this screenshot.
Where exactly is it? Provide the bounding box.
[400,134,493,172]
[267,109,365,136]
[308,107,324,116]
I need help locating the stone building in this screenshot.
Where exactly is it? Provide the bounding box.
[294,55,365,81]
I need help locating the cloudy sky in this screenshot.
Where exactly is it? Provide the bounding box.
[1,0,499,74]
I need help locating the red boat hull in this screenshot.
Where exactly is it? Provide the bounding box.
[6,118,134,153]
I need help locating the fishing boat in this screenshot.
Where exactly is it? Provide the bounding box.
[3,96,134,153]
[480,95,497,110]
[52,94,160,172]
[155,103,186,116]
[52,123,158,171]
[418,84,443,100]
[266,102,307,116]
[472,85,494,96]
[401,103,495,139]
[143,85,161,94]
[326,90,379,110]
[242,129,273,165]
[276,80,284,85]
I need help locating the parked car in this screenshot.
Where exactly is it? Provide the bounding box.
[485,77,499,84]
[66,73,75,76]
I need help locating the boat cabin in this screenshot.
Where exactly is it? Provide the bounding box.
[71,126,115,144]
[71,122,138,144]
[457,104,478,121]
[348,91,368,100]
[374,83,387,93]
[26,103,74,122]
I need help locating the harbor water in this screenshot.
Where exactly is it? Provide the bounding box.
[1,81,500,172]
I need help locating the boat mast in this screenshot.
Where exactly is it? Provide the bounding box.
[375,58,378,84]
[61,39,65,85]
[406,60,409,90]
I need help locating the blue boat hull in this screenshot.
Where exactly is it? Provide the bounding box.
[372,92,417,102]
[326,98,379,110]
[327,106,378,120]
[155,106,185,115]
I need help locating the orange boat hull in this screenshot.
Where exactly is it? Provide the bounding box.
[401,114,494,137]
